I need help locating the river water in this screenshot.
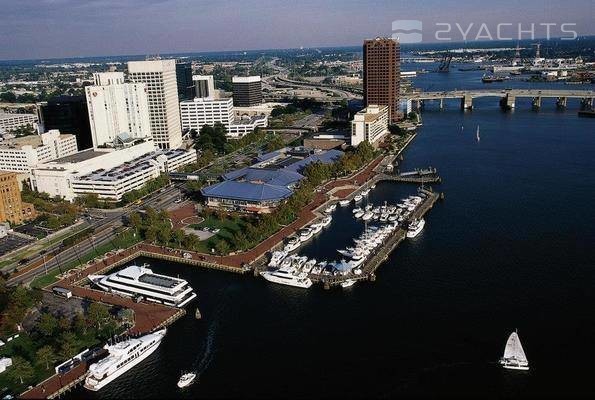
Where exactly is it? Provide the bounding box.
[68,68,595,399]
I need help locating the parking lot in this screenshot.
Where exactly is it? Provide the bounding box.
[0,234,35,256]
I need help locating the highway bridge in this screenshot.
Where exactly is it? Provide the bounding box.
[404,89,595,110]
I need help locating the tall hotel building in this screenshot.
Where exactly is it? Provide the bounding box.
[85,71,151,148]
[128,59,182,149]
[363,37,400,123]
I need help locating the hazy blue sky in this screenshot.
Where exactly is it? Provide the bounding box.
[0,0,593,60]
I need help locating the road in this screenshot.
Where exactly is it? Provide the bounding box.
[6,184,183,286]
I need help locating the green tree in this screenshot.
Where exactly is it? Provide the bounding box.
[8,356,34,384]
[172,229,185,247]
[0,91,17,103]
[87,303,110,329]
[157,226,172,246]
[37,313,58,337]
[36,345,57,370]
[215,239,230,256]
[59,331,78,359]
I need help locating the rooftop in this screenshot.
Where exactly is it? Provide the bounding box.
[53,149,107,164]
[201,180,293,202]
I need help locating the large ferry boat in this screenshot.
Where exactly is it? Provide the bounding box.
[84,329,167,391]
[88,264,197,308]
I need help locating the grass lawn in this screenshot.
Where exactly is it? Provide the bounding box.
[31,230,141,289]
[192,215,248,253]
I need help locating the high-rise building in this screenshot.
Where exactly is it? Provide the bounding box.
[37,96,93,150]
[128,59,183,149]
[363,37,400,123]
[0,171,36,225]
[192,75,216,99]
[232,76,262,107]
[85,71,151,148]
[175,61,194,101]
[350,105,389,147]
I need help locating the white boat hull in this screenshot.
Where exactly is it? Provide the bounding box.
[260,272,313,288]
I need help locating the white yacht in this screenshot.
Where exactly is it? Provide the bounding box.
[260,266,313,288]
[284,236,301,252]
[500,331,529,371]
[177,372,197,388]
[354,210,365,219]
[352,207,363,214]
[361,188,370,196]
[406,218,425,238]
[88,265,196,308]
[324,203,337,213]
[321,215,332,228]
[339,199,351,207]
[310,222,323,235]
[354,194,363,202]
[362,211,374,221]
[85,329,166,391]
[299,228,314,242]
[341,279,357,288]
[302,258,317,273]
[268,251,287,268]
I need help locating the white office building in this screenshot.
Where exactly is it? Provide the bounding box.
[350,105,389,147]
[0,113,38,134]
[85,71,151,148]
[31,139,197,201]
[180,96,267,138]
[192,75,216,99]
[0,130,77,174]
[128,59,182,150]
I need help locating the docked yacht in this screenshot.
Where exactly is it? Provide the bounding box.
[362,211,374,221]
[406,218,425,238]
[85,329,167,391]
[284,236,301,252]
[88,265,196,308]
[321,215,332,228]
[324,203,337,213]
[311,222,323,235]
[500,331,529,371]
[361,188,370,196]
[268,251,287,268]
[354,194,363,202]
[354,210,365,219]
[299,228,314,242]
[341,279,357,288]
[260,266,313,288]
[352,207,363,214]
[339,199,351,207]
[302,258,317,273]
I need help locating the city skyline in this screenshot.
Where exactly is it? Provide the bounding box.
[1,0,593,60]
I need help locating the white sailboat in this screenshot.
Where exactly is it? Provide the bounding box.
[499,330,529,371]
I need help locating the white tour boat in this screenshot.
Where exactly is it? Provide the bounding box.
[88,265,196,308]
[85,329,167,391]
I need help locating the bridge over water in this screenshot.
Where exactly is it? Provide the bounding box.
[404,89,595,110]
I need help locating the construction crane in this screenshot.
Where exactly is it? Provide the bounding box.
[438,52,452,72]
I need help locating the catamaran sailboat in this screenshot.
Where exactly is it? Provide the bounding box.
[500,330,529,371]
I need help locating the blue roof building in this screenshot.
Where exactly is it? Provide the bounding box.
[201,148,343,213]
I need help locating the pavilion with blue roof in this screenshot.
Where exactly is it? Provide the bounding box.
[201,148,343,213]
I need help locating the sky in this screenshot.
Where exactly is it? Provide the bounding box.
[0,0,593,60]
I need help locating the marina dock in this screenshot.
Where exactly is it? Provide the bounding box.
[319,188,441,288]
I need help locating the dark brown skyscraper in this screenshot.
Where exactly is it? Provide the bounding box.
[363,37,400,123]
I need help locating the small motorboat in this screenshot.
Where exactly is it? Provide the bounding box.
[177,372,197,388]
[341,279,356,288]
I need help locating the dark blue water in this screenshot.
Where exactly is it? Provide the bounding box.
[67,73,595,399]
